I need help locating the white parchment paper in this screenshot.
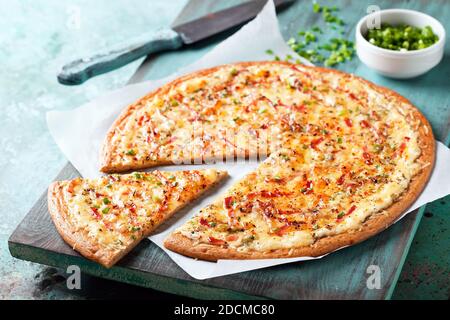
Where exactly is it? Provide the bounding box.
[47,1,450,279]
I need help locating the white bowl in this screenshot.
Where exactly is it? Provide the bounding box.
[356,9,446,79]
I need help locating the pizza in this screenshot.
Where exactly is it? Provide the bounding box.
[99,61,434,261]
[47,169,227,267]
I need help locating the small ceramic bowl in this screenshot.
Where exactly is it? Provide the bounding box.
[356,9,445,79]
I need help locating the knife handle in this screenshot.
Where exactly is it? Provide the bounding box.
[57,28,183,85]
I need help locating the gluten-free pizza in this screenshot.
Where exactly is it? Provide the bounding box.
[48,169,226,267]
[97,61,434,261]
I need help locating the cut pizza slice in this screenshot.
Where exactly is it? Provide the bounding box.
[164,142,433,261]
[48,169,227,267]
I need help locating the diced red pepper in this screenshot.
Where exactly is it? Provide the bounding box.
[311,137,324,149]
[208,236,225,245]
[224,196,234,209]
[347,205,357,215]
[337,174,346,185]
[348,93,357,100]
[199,218,209,227]
[337,205,357,222]
[275,225,291,236]
[91,207,101,220]
[226,234,238,241]
[398,142,407,155]
[363,151,373,165]
[360,120,370,128]
[344,118,353,127]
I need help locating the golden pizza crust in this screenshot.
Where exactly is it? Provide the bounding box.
[48,171,228,267]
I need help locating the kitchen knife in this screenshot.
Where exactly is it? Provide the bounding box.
[57,0,294,85]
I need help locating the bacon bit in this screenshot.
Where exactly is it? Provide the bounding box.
[337,174,346,185]
[398,142,407,155]
[347,205,357,215]
[337,205,357,222]
[95,192,103,198]
[259,96,274,106]
[362,151,373,165]
[261,190,286,198]
[226,234,238,241]
[245,96,274,113]
[173,93,184,102]
[345,182,360,190]
[260,123,269,129]
[305,180,313,192]
[344,118,353,127]
[91,207,101,220]
[360,120,371,128]
[137,115,144,126]
[224,196,234,209]
[67,180,79,193]
[247,190,291,199]
[348,93,358,101]
[208,236,225,245]
[275,225,291,236]
[394,137,410,158]
[311,137,324,150]
[199,218,209,227]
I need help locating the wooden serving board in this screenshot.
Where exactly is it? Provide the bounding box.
[9,0,450,299]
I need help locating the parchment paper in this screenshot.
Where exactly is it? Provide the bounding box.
[47,1,450,279]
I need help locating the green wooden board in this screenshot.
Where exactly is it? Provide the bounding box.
[9,0,450,299]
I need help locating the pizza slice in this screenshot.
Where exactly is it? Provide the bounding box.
[48,169,227,267]
[164,141,433,260]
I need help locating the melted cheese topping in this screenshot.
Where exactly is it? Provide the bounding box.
[108,62,424,252]
[57,169,222,252]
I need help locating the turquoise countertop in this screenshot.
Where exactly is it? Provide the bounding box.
[0,0,448,299]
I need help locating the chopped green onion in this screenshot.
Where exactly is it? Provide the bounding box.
[126,149,136,156]
[133,172,142,179]
[365,24,439,51]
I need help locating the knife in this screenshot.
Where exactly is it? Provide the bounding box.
[57,0,294,85]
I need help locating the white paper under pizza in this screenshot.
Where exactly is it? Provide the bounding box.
[47,1,450,280]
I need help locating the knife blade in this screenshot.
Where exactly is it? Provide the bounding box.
[58,0,294,85]
[173,0,294,44]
